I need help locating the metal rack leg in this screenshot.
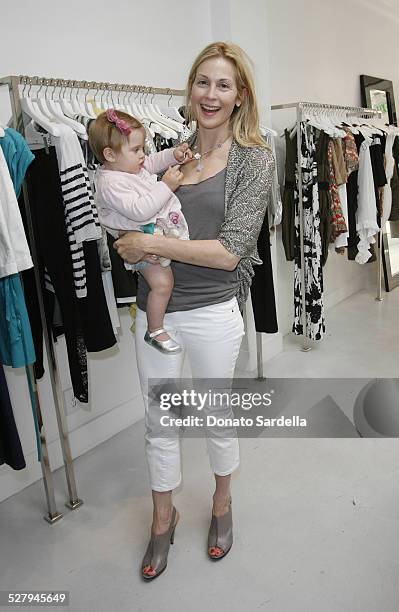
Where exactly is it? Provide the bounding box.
[7,77,83,511]
[376,231,384,302]
[20,181,83,512]
[26,366,63,524]
[256,333,265,380]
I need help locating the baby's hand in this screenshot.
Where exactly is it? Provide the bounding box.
[173,142,193,164]
[162,165,184,192]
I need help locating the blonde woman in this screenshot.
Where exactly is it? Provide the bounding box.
[115,41,275,580]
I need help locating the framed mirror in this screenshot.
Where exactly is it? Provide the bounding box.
[361,74,399,291]
[382,223,399,291]
[360,74,397,125]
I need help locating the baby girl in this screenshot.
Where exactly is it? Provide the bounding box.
[89,109,190,354]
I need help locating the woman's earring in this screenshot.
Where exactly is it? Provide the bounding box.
[236,102,241,108]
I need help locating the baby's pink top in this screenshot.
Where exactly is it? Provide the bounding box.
[94,148,182,237]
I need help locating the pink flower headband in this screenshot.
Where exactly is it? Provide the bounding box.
[105,108,132,136]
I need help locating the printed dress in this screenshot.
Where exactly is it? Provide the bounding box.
[293,122,325,341]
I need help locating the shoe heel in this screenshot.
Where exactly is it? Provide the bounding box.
[170,525,176,545]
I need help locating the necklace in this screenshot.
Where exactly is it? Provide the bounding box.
[192,134,231,172]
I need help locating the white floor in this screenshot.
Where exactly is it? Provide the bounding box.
[1,289,399,612]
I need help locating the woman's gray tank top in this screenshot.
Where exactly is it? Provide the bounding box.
[136,167,239,312]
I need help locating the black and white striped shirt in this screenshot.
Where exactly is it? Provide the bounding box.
[54,126,102,297]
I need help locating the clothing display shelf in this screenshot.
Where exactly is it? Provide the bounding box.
[271,101,383,352]
[0,74,186,523]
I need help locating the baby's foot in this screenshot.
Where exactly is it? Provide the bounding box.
[144,329,182,354]
[149,330,171,342]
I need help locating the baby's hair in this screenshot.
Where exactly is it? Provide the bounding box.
[88,110,144,163]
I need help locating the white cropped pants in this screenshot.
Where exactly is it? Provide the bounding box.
[135,297,245,492]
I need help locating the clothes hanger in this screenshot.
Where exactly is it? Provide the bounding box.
[304,109,332,135]
[113,87,130,113]
[138,89,173,139]
[58,81,78,118]
[82,82,97,119]
[141,89,178,138]
[149,93,183,134]
[157,90,185,124]
[127,89,144,120]
[322,111,347,137]
[68,83,91,118]
[40,82,88,138]
[359,116,384,135]
[20,79,62,137]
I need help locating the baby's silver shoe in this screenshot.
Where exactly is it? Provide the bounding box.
[144,329,182,354]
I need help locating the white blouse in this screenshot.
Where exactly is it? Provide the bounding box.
[0,147,33,278]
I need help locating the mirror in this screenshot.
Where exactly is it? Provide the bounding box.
[383,223,399,291]
[360,74,397,125]
[360,74,399,291]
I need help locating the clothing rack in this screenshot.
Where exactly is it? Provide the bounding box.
[0,74,186,522]
[271,101,383,351]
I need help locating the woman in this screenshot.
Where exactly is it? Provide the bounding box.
[115,41,275,580]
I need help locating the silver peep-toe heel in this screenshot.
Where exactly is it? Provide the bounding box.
[141,506,178,580]
[144,328,182,354]
[207,498,233,561]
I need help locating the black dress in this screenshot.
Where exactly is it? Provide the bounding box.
[0,366,26,470]
[250,215,278,333]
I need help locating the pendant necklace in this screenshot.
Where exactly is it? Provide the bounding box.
[192,134,231,172]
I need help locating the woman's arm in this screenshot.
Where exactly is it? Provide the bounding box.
[114,232,240,271]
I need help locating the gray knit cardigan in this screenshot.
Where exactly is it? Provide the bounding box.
[185,131,275,310]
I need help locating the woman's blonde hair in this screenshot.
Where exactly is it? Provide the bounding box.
[185,41,267,149]
[88,110,144,163]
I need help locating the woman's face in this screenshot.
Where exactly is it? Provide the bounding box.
[190,57,241,130]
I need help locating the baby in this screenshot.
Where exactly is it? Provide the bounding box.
[89,109,190,354]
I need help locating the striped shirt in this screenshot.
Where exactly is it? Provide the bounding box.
[54,125,102,297]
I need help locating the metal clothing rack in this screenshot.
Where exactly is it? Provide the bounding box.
[271,101,383,351]
[0,74,185,522]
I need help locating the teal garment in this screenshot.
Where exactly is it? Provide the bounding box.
[140,222,155,234]
[0,128,35,197]
[0,274,36,368]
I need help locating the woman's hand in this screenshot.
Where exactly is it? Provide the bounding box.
[173,142,193,164]
[114,231,152,264]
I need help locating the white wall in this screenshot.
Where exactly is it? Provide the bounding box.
[0,0,275,502]
[267,0,399,334]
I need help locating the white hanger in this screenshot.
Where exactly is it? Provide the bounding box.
[360,116,384,135]
[157,91,185,124]
[341,116,360,135]
[82,82,98,119]
[58,84,77,118]
[0,123,5,137]
[147,104,179,138]
[149,94,183,134]
[46,99,88,138]
[323,113,347,138]
[68,83,91,118]
[34,82,88,139]
[136,90,173,139]
[141,91,178,138]
[20,81,61,137]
